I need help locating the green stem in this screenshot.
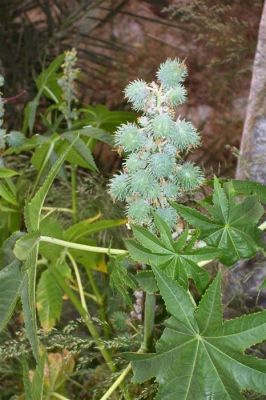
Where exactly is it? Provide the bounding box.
[71,164,78,223]
[51,267,116,372]
[99,364,132,400]
[51,393,70,400]
[39,235,128,255]
[140,293,156,353]
[67,252,88,312]
[42,206,73,214]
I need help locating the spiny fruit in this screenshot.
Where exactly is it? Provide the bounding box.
[109,59,204,230]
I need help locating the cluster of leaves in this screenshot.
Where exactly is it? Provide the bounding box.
[109,59,204,230]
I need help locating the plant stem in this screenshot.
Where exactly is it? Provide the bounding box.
[71,164,78,223]
[67,252,88,312]
[140,293,156,353]
[42,206,73,214]
[39,235,128,255]
[51,393,70,400]
[100,364,132,400]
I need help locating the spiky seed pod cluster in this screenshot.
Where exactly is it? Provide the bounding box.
[58,48,80,126]
[109,59,204,230]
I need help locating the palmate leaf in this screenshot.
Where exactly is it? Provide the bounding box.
[126,267,266,399]
[126,214,220,293]
[172,177,264,265]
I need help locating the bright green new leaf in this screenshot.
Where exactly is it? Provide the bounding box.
[126,214,219,293]
[126,268,266,399]
[172,177,264,265]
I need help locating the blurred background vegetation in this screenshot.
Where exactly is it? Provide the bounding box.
[1,0,263,175]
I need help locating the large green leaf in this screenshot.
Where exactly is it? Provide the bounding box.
[126,214,219,293]
[0,260,23,331]
[172,177,264,265]
[126,268,266,399]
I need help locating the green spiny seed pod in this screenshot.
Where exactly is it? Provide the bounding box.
[164,143,177,157]
[163,182,180,199]
[108,173,130,201]
[152,114,174,138]
[125,153,146,173]
[149,153,174,178]
[176,162,204,191]
[115,123,144,152]
[138,116,150,127]
[109,58,204,230]
[155,207,178,229]
[171,120,200,151]
[130,170,161,200]
[157,59,187,89]
[167,85,187,106]
[124,79,150,111]
[127,199,151,224]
